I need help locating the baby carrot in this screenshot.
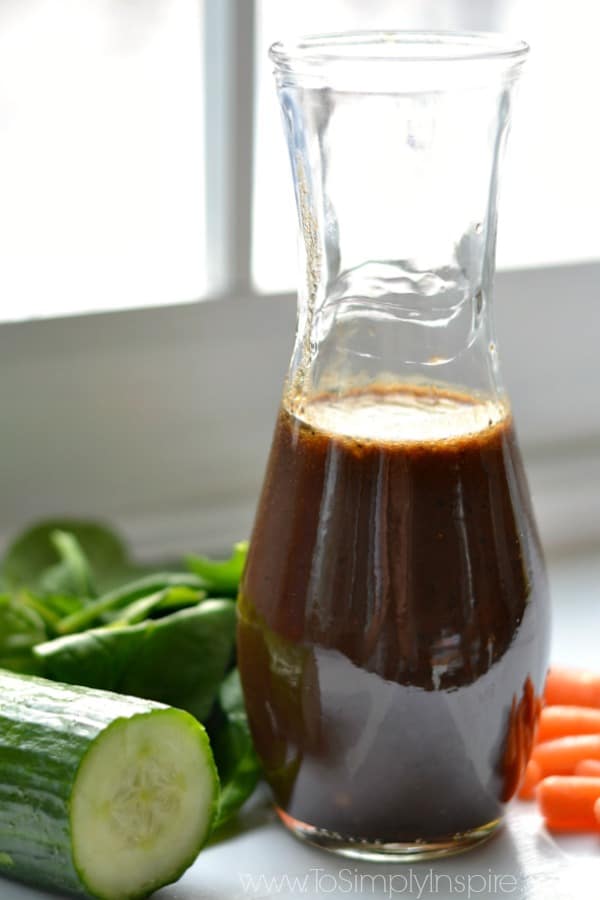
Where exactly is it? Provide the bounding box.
[517,759,541,800]
[575,759,600,777]
[595,797,600,825]
[537,776,600,830]
[532,734,600,776]
[537,706,600,742]
[545,667,600,708]
[541,818,600,832]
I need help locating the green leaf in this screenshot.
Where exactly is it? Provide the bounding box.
[35,601,237,721]
[151,585,207,616]
[2,520,129,595]
[0,594,47,674]
[211,669,261,828]
[219,665,247,716]
[39,530,97,598]
[186,541,248,597]
[107,586,206,627]
[57,572,207,635]
[32,593,84,620]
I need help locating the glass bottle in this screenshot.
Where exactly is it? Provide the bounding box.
[238,32,550,861]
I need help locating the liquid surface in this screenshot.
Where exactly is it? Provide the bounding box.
[238,385,550,843]
[292,384,506,443]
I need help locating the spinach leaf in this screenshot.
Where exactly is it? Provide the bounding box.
[35,601,237,721]
[58,572,207,635]
[31,593,84,621]
[0,594,47,674]
[150,585,208,616]
[220,665,247,715]
[39,530,97,598]
[108,586,206,627]
[2,520,130,594]
[186,541,248,597]
[16,591,84,634]
[211,669,261,827]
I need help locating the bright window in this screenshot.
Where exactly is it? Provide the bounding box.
[0,1,206,321]
[5,2,599,316]
[253,0,600,291]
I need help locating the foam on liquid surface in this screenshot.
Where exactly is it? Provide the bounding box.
[290,386,508,444]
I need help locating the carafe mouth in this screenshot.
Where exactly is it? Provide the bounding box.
[270,30,529,90]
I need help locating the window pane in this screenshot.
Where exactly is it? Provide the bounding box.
[253,0,600,291]
[0,0,205,322]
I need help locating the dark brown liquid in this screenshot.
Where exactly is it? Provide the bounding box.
[238,385,549,843]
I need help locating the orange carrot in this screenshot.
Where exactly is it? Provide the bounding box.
[545,667,600,708]
[532,734,600,776]
[595,796,600,825]
[537,776,600,830]
[518,759,541,800]
[575,759,600,777]
[542,818,600,832]
[537,706,600,742]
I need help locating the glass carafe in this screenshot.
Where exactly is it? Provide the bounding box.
[238,32,550,861]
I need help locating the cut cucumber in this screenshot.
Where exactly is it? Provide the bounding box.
[0,670,219,899]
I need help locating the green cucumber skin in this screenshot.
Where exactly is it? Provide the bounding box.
[0,670,170,898]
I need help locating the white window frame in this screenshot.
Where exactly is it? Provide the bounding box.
[1,0,598,557]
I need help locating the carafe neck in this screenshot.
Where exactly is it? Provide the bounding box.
[273,33,527,406]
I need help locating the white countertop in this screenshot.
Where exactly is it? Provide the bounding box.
[4,553,600,900]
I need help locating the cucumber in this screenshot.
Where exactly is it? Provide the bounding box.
[0,670,219,899]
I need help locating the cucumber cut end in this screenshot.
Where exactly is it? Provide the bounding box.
[71,708,218,900]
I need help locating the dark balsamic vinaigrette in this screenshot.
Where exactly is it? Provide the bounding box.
[238,385,549,843]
